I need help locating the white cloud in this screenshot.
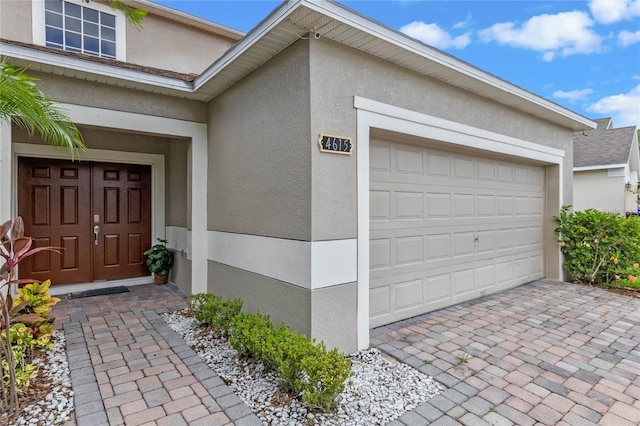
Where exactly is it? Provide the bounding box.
[589,0,640,24]
[586,84,640,126]
[478,11,602,61]
[619,30,640,46]
[400,21,471,49]
[553,88,596,103]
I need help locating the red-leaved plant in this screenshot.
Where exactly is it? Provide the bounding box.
[0,217,61,415]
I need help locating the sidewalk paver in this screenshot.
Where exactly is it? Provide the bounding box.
[372,279,640,425]
[52,283,261,426]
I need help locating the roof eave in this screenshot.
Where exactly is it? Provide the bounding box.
[0,41,209,101]
[574,164,628,172]
[194,0,596,132]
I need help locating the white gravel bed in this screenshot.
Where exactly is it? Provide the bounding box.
[13,331,74,426]
[162,310,443,425]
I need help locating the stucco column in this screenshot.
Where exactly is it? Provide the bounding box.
[0,121,11,222]
[190,126,208,293]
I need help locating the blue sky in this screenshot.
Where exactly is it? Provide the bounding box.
[154,0,640,128]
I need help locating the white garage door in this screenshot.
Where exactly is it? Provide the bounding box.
[369,137,545,327]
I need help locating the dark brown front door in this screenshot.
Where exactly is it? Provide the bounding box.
[18,157,152,285]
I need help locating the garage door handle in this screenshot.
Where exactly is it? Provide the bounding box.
[94,225,100,246]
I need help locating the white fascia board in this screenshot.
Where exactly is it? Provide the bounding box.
[355,96,565,163]
[0,42,194,93]
[574,164,627,172]
[193,0,300,90]
[301,0,595,131]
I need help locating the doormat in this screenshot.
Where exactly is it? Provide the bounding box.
[68,286,129,299]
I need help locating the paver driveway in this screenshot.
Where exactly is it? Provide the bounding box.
[372,279,640,426]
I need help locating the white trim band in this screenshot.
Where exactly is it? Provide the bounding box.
[207,231,357,290]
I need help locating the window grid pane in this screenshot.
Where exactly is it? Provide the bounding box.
[43,0,117,58]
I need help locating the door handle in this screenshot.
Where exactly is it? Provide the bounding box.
[94,225,100,246]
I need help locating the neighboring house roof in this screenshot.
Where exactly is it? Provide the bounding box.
[573,117,640,170]
[0,0,595,131]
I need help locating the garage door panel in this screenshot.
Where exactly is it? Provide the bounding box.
[395,191,424,219]
[396,236,423,265]
[396,279,424,311]
[370,138,545,327]
[453,269,475,295]
[454,157,475,179]
[370,286,391,320]
[370,238,391,270]
[370,190,391,221]
[453,232,475,257]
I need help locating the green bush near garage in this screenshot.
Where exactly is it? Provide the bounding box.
[189,294,352,412]
[554,206,640,287]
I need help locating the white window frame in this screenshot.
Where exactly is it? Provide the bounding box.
[32,0,126,61]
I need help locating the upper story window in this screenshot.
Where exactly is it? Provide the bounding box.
[44,0,116,58]
[33,0,126,61]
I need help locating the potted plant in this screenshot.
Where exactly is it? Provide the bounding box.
[143,238,174,284]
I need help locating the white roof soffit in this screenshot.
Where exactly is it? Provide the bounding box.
[195,0,595,131]
[0,41,209,101]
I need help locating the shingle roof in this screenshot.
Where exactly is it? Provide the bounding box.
[1,38,198,82]
[573,117,638,168]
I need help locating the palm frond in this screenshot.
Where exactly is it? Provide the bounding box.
[0,58,85,158]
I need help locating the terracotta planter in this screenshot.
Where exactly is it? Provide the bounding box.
[154,272,169,285]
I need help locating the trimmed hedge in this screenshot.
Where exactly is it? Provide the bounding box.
[188,293,242,333]
[190,295,352,412]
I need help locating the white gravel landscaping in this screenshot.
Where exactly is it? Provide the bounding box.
[12,331,74,426]
[162,310,443,425]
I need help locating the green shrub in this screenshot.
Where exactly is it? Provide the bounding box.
[555,206,640,286]
[228,311,351,412]
[188,293,242,333]
[228,312,276,365]
[301,345,352,412]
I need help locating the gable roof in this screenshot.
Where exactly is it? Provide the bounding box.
[573,117,640,170]
[1,0,595,131]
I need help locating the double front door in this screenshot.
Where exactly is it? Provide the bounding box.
[18,157,152,285]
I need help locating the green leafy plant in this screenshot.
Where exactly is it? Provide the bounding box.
[189,294,242,333]
[14,280,60,319]
[227,310,351,412]
[0,217,62,414]
[456,353,470,364]
[143,238,174,275]
[228,312,276,364]
[555,206,640,286]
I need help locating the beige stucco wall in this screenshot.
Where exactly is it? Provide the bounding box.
[207,39,312,240]
[207,261,312,336]
[28,72,208,123]
[0,0,32,42]
[308,38,574,241]
[167,141,189,228]
[126,14,236,74]
[172,253,192,294]
[574,169,626,214]
[0,0,235,75]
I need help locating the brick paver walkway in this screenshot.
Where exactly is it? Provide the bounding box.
[373,279,640,426]
[51,279,640,425]
[52,284,261,426]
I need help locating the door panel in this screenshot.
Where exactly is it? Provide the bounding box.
[92,162,151,281]
[18,158,152,285]
[18,158,92,284]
